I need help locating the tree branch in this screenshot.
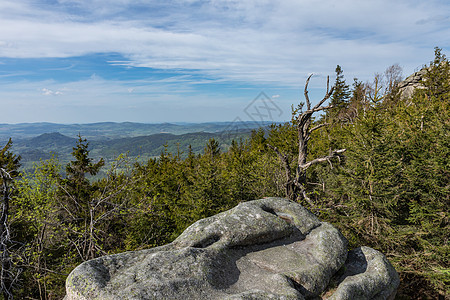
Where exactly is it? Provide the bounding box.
[267,144,292,181]
[294,182,315,207]
[308,123,329,134]
[313,76,335,110]
[307,104,334,114]
[304,74,313,110]
[301,149,346,170]
[270,74,346,206]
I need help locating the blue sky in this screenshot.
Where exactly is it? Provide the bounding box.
[0,0,449,124]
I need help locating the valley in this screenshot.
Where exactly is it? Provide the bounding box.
[1,121,268,172]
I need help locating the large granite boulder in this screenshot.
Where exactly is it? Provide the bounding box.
[65,197,399,299]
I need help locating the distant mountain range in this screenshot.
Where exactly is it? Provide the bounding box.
[1,122,278,171]
[0,121,273,141]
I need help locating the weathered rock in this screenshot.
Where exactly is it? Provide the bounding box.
[397,68,427,99]
[65,197,399,299]
[326,247,399,300]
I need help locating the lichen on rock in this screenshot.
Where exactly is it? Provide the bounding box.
[65,197,399,300]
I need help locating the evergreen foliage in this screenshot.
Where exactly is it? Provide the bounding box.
[425,47,450,97]
[0,140,21,180]
[0,140,21,300]
[329,65,351,120]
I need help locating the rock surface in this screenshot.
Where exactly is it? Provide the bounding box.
[397,68,427,99]
[65,197,399,299]
[326,247,399,300]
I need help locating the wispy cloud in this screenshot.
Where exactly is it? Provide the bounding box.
[41,88,63,96]
[43,64,76,71]
[0,0,448,84]
[0,0,449,123]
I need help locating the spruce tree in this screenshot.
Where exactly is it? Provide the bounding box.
[329,65,351,120]
[424,47,450,97]
[57,135,105,260]
[59,135,104,216]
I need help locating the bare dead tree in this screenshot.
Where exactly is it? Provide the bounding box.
[268,75,346,205]
[0,168,19,300]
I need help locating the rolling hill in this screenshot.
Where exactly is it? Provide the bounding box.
[0,121,270,141]
[10,130,255,172]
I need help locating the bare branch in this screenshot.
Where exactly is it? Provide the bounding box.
[0,168,12,180]
[304,74,313,110]
[0,168,18,299]
[308,104,334,114]
[298,186,315,207]
[309,123,329,134]
[267,144,292,181]
[271,73,346,206]
[301,149,346,170]
[326,158,333,169]
[326,75,330,94]
[313,86,335,111]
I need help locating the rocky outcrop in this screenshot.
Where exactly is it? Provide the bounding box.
[397,68,427,99]
[65,197,399,299]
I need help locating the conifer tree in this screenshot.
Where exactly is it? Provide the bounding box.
[347,78,367,120]
[224,139,257,204]
[329,65,351,120]
[194,139,224,215]
[424,47,450,97]
[57,135,105,260]
[58,135,104,217]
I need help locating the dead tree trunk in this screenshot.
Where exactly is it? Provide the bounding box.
[269,75,346,205]
[0,168,14,300]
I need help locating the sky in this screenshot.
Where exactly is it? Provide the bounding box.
[0,0,449,124]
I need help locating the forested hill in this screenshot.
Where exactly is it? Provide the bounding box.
[0,121,270,140]
[10,129,253,170]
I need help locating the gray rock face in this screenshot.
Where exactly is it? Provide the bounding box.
[397,68,427,99]
[397,63,450,99]
[326,247,399,300]
[65,197,399,299]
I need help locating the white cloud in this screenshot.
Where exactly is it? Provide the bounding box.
[0,0,448,86]
[41,88,64,96]
[0,0,449,124]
